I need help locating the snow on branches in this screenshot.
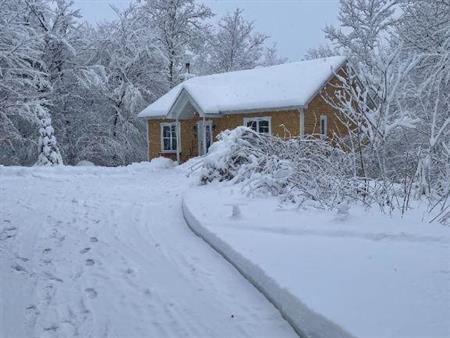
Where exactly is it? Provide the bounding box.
[201,127,359,209]
[201,125,449,224]
[34,105,63,166]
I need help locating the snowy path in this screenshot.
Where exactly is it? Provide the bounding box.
[0,164,296,338]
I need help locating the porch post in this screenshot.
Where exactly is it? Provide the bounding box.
[202,116,207,155]
[176,117,180,163]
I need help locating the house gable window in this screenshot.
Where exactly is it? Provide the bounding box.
[243,117,271,134]
[320,115,328,138]
[160,122,178,153]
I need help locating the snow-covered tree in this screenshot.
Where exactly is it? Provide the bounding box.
[206,8,268,73]
[34,104,63,165]
[138,0,213,86]
[320,0,404,180]
[304,44,336,60]
[395,0,450,199]
[260,43,288,67]
[0,0,64,165]
[19,0,71,165]
[29,0,86,164]
[74,3,167,166]
[324,0,399,77]
[0,0,39,164]
[307,0,449,215]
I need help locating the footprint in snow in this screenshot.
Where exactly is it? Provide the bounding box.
[0,226,17,240]
[11,264,27,272]
[84,288,98,299]
[85,259,95,266]
[79,247,90,254]
[89,237,98,243]
[25,304,40,316]
[15,255,29,262]
[43,324,58,332]
[44,272,64,283]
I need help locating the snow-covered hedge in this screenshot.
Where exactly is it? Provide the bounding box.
[200,127,449,224]
[201,127,358,208]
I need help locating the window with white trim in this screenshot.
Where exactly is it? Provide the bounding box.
[243,117,271,134]
[160,122,178,152]
[320,115,328,138]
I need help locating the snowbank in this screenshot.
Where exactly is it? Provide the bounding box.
[182,184,450,338]
[183,198,352,338]
[76,160,95,166]
[0,158,176,178]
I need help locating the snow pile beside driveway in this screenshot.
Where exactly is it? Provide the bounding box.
[183,183,450,338]
[0,158,175,177]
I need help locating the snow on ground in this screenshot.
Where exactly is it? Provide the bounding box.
[183,183,450,338]
[0,162,296,338]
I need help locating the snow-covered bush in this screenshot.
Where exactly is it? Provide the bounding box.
[201,126,448,224]
[201,127,293,195]
[201,127,359,208]
[76,160,95,167]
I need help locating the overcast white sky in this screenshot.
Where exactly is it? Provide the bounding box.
[73,0,340,61]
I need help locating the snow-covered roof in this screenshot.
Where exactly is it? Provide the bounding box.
[138,56,346,119]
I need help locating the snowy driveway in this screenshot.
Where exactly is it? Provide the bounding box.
[0,164,296,338]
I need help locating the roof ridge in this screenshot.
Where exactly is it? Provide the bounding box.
[184,55,346,84]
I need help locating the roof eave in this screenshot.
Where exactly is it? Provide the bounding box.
[302,58,348,108]
[138,113,169,120]
[218,104,306,116]
[167,87,207,119]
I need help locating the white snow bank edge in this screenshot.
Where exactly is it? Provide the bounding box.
[182,194,355,338]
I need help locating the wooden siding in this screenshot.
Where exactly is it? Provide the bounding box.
[303,72,347,138]
[147,110,299,162]
[214,110,300,139]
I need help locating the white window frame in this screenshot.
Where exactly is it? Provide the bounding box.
[320,115,328,139]
[160,122,179,153]
[243,116,272,135]
[197,120,213,155]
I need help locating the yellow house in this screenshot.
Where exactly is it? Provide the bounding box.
[138,56,348,162]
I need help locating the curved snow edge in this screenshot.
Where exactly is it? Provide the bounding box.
[182,194,355,338]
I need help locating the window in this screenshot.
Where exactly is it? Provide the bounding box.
[243,117,271,134]
[320,115,328,138]
[160,122,178,153]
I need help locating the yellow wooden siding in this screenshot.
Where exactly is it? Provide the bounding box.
[147,110,300,161]
[303,73,347,138]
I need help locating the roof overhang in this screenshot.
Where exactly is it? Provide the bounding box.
[218,105,305,116]
[167,88,207,120]
[302,59,348,108]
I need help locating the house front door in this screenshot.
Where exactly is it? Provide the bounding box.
[197,120,213,156]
